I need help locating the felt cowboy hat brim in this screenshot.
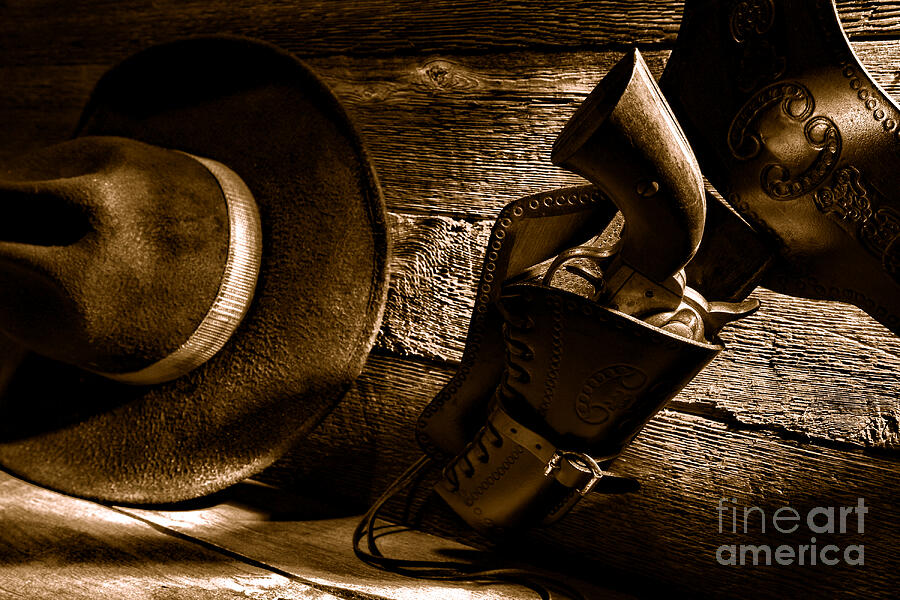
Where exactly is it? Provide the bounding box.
[0,36,390,503]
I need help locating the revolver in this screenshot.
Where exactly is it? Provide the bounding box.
[417,49,758,536]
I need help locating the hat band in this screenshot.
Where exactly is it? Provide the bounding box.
[97,154,263,385]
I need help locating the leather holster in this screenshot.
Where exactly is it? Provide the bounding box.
[434,281,720,535]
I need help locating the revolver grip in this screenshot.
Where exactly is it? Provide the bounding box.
[552,48,706,284]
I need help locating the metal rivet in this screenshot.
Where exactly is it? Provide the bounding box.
[636,179,660,198]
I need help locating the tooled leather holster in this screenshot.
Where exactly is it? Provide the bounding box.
[364,0,900,554]
[433,277,723,535]
[416,49,758,536]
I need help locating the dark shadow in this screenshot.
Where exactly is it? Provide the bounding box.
[0,353,143,441]
[122,479,361,522]
[591,474,641,495]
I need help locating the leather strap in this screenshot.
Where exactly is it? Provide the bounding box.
[490,406,605,494]
[436,401,611,535]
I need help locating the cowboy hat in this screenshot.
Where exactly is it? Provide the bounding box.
[0,36,390,503]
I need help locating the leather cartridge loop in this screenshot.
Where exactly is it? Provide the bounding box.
[95,154,263,385]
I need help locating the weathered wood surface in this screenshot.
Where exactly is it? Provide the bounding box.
[261,360,900,599]
[1,471,623,599]
[0,0,898,66]
[0,473,346,599]
[2,1,900,598]
[119,488,625,600]
[7,43,900,218]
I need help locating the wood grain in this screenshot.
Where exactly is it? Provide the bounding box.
[1,45,898,447]
[0,1,898,66]
[250,361,900,599]
[119,491,626,600]
[0,473,346,599]
[5,43,900,218]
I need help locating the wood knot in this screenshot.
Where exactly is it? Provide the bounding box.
[417,58,478,91]
[425,60,453,86]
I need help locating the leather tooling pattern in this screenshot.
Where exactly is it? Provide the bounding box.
[815,166,900,282]
[730,0,775,41]
[814,0,900,133]
[575,365,649,425]
[730,0,785,91]
[457,445,526,510]
[839,62,898,133]
[728,82,841,200]
[537,294,564,418]
[814,166,874,226]
[864,209,900,279]
[728,82,814,158]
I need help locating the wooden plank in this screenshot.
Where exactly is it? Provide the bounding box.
[0,473,348,599]
[290,40,900,217]
[119,491,627,600]
[378,211,900,449]
[0,47,897,443]
[0,1,898,66]
[253,362,900,599]
[4,42,900,217]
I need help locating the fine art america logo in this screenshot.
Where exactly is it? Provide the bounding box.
[715,497,866,566]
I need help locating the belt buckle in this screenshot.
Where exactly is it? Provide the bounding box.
[543,450,607,496]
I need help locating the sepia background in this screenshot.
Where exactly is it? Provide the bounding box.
[1,1,898,598]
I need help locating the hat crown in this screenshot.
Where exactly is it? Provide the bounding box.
[0,136,230,374]
[0,36,390,504]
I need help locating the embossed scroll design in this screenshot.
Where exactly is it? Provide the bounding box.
[730,0,774,40]
[729,0,785,91]
[814,167,900,280]
[728,82,842,200]
[575,365,648,425]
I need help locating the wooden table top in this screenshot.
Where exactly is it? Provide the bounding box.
[1,1,899,598]
[0,471,624,599]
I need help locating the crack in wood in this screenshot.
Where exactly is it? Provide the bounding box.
[667,398,900,457]
[105,506,390,600]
